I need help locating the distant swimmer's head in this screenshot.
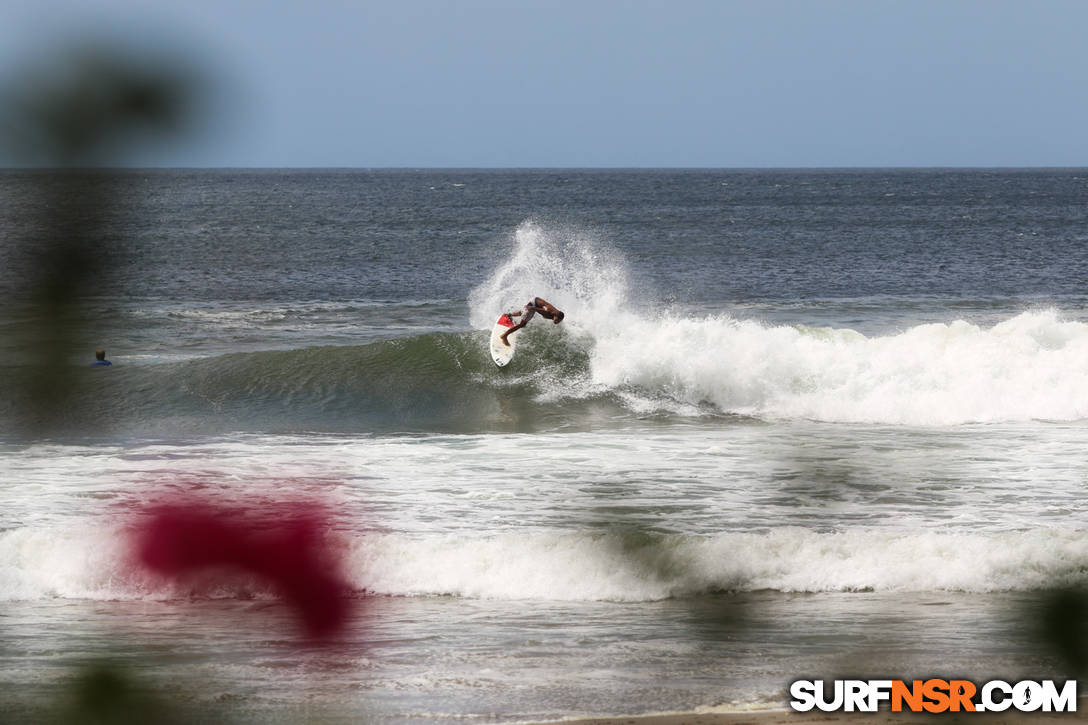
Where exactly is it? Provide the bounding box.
[95,348,106,361]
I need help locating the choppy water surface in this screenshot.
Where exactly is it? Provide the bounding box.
[2,169,1087,722]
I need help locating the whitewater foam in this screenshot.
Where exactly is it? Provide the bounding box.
[352,528,1088,600]
[589,309,1088,424]
[6,525,1087,602]
[470,223,1088,425]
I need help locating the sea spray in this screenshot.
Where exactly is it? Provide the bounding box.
[6,222,1079,435]
[468,220,633,334]
[471,223,1088,424]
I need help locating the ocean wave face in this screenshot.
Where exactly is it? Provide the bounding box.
[9,306,1082,435]
[4,221,1087,438]
[6,170,1088,722]
[470,221,1088,426]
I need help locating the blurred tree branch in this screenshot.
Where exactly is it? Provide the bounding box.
[2,44,200,435]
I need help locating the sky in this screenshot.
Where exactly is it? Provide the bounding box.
[2,0,1088,167]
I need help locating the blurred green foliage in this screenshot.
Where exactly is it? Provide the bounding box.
[5,45,196,164]
[1,39,216,724]
[1040,587,1088,675]
[3,44,197,435]
[46,664,183,725]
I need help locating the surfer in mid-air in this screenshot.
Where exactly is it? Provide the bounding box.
[500,297,564,346]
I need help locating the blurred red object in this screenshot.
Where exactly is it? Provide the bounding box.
[135,500,352,637]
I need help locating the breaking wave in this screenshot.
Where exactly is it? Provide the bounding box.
[469,222,1088,425]
[4,525,1087,602]
[5,222,1087,436]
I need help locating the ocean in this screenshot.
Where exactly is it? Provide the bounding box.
[2,168,1088,722]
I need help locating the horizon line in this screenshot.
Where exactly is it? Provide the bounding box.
[4,164,1088,172]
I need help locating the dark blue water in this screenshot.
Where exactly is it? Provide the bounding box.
[4,169,1088,437]
[3,169,1088,723]
[4,169,1088,303]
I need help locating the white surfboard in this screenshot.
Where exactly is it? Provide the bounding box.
[489,313,517,367]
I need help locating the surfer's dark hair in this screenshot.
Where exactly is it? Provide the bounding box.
[555,311,564,323]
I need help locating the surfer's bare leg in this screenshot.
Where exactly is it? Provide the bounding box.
[500,321,525,346]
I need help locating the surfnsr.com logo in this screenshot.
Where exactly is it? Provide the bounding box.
[790,679,1077,713]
